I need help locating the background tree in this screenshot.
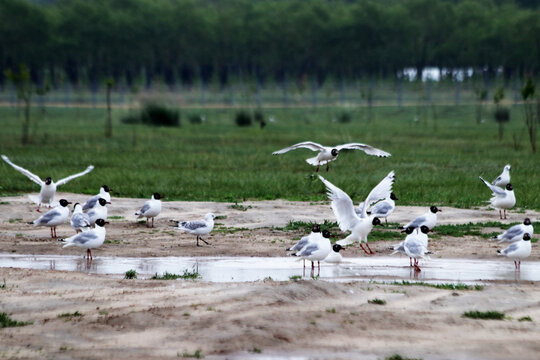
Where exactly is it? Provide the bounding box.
[5,64,32,145]
[521,77,537,152]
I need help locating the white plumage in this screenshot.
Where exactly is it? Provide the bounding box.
[402,206,440,230]
[135,193,162,228]
[491,218,534,243]
[83,186,112,211]
[293,230,332,272]
[70,203,91,233]
[479,177,515,219]
[87,198,109,225]
[62,218,107,259]
[173,213,215,246]
[492,164,511,188]
[29,199,72,238]
[497,233,532,270]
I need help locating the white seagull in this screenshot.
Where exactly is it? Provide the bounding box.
[61,218,107,260]
[28,199,71,238]
[2,154,93,211]
[324,244,345,264]
[87,198,109,225]
[479,177,515,219]
[82,185,112,211]
[286,224,321,269]
[402,206,441,231]
[491,218,534,243]
[403,225,431,272]
[319,175,384,255]
[70,203,91,233]
[356,192,398,225]
[173,213,215,246]
[492,164,511,188]
[497,233,532,270]
[272,141,391,172]
[135,193,163,228]
[293,229,332,273]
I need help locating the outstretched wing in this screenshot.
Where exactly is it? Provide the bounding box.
[272,141,325,155]
[1,155,43,186]
[56,165,94,186]
[479,176,505,196]
[318,175,360,232]
[334,143,391,157]
[358,171,395,218]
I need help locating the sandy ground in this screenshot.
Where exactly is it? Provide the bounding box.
[1,193,539,359]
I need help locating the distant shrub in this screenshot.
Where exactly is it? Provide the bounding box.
[235,111,252,126]
[188,114,204,124]
[121,113,141,125]
[254,110,264,123]
[141,103,180,127]
[494,107,510,123]
[338,112,352,123]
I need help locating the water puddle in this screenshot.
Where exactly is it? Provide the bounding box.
[0,253,538,283]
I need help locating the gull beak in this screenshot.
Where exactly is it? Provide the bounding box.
[106,202,112,204]
[104,221,110,225]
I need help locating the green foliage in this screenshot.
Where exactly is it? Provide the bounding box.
[289,275,302,281]
[338,112,352,123]
[178,350,204,358]
[124,270,137,279]
[188,114,204,125]
[385,281,483,291]
[494,107,510,123]
[368,298,387,305]
[57,311,83,320]
[518,316,532,322]
[235,111,252,127]
[0,312,32,328]
[141,104,180,127]
[493,87,504,105]
[462,311,505,320]
[0,279,5,289]
[152,269,200,280]
[521,78,535,100]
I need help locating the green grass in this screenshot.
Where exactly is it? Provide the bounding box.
[276,219,338,233]
[178,350,204,358]
[462,310,505,320]
[57,311,83,320]
[0,106,539,209]
[152,269,201,280]
[385,355,422,360]
[518,316,533,322]
[0,312,32,328]
[124,270,137,279]
[383,280,484,291]
[368,298,387,305]
[0,279,5,289]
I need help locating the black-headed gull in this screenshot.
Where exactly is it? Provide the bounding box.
[87,198,109,225]
[492,164,511,188]
[2,155,93,211]
[491,218,534,243]
[70,203,91,233]
[497,233,532,270]
[403,225,430,272]
[390,226,414,266]
[402,206,441,231]
[368,193,398,225]
[61,218,107,260]
[135,193,163,228]
[354,171,395,219]
[292,229,332,274]
[479,177,515,219]
[272,141,391,172]
[319,175,383,255]
[286,224,321,269]
[82,185,112,211]
[324,244,345,264]
[173,213,215,247]
[28,199,71,238]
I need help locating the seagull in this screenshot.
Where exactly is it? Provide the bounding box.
[173,213,215,246]
[286,224,321,269]
[82,185,112,211]
[272,141,391,172]
[70,203,91,233]
[61,218,108,260]
[403,225,431,272]
[87,198,109,225]
[324,244,345,264]
[28,199,71,238]
[497,233,532,270]
[356,192,398,225]
[491,218,534,243]
[479,177,515,219]
[2,154,93,211]
[390,226,414,266]
[402,206,441,232]
[135,193,163,228]
[355,171,396,220]
[292,229,332,273]
[492,164,511,188]
[319,175,384,255]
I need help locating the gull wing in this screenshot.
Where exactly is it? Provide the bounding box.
[56,165,94,186]
[180,220,207,231]
[1,155,43,186]
[334,143,391,157]
[137,202,151,215]
[318,175,360,232]
[358,171,395,218]
[479,177,505,196]
[272,141,325,155]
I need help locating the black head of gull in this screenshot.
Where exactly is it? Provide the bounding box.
[430,206,441,213]
[506,183,513,191]
[312,224,321,233]
[331,148,339,156]
[420,225,430,234]
[98,198,108,206]
[405,226,415,235]
[390,192,398,201]
[322,229,331,238]
[95,218,108,227]
[102,185,112,193]
[372,217,382,226]
[45,177,52,185]
[153,192,163,200]
[332,244,344,253]
[59,199,71,207]
[524,218,531,226]
[523,233,531,241]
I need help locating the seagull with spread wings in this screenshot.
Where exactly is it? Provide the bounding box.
[272,141,391,172]
[479,177,515,219]
[2,154,94,211]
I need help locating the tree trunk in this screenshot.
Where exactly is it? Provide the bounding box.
[22,97,30,145]
[105,83,112,138]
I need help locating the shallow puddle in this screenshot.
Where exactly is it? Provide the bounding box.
[1,253,538,283]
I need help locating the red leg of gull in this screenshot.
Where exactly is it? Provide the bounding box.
[409,258,413,267]
[316,165,320,172]
[359,244,371,255]
[152,217,155,228]
[365,243,375,255]
[318,261,321,272]
[326,163,329,172]
[504,210,507,220]
[499,210,502,219]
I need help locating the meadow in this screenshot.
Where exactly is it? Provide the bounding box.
[0,102,538,209]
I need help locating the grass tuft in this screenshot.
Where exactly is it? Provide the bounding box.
[368,298,387,305]
[152,269,200,280]
[0,312,32,328]
[383,280,483,291]
[462,310,505,320]
[518,316,533,322]
[178,350,204,358]
[57,311,83,321]
[124,269,137,279]
[385,355,422,360]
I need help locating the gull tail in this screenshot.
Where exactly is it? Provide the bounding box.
[306,156,320,166]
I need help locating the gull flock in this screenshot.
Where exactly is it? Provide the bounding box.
[1,148,535,276]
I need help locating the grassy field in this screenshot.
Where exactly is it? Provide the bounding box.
[0,103,538,209]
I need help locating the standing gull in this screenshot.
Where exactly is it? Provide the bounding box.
[286,224,321,269]
[324,244,345,264]
[173,213,215,246]
[492,164,511,188]
[403,225,431,272]
[491,218,534,243]
[61,218,108,260]
[273,141,391,172]
[2,155,93,211]
[356,192,398,225]
[479,177,515,219]
[292,229,332,274]
[28,199,71,238]
[70,203,91,233]
[135,193,163,228]
[402,206,441,232]
[87,198,109,225]
[319,175,386,255]
[497,233,532,270]
[82,185,112,211]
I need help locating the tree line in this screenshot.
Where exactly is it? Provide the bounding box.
[1,0,539,89]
